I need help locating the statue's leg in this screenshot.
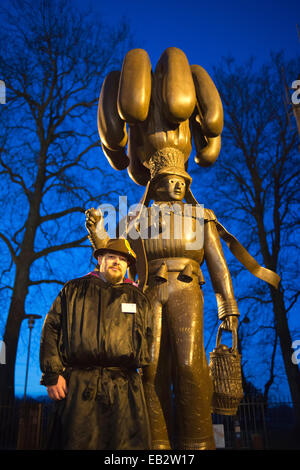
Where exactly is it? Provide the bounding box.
[167,274,216,450]
[142,288,173,450]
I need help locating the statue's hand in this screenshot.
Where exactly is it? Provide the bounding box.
[219,315,238,333]
[219,316,239,351]
[85,207,108,250]
[85,208,103,233]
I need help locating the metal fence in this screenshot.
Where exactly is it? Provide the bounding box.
[0,398,299,450]
[213,397,299,449]
[0,401,47,450]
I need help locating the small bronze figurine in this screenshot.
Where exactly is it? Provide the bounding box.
[86,48,280,450]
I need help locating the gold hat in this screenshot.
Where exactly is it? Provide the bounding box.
[148,147,192,189]
[93,238,136,265]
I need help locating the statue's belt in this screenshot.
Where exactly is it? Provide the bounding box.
[148,258,205,284]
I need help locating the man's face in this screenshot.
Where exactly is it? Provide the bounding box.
[155,175,186,201]
[99,252,128,284]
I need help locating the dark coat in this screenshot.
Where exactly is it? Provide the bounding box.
[40,274,153,450]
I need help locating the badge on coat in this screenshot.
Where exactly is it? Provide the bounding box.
[121,303,137,314]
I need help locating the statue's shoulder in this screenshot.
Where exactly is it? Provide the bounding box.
[204,208,217,222]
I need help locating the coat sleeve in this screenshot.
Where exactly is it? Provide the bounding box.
[204,209,240,320]
[39,290,65,386]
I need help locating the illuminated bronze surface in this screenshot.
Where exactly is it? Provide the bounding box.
[86,47,280,450]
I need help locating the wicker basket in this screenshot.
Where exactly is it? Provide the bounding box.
[209,326,243,416]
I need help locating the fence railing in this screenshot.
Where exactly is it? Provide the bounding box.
[0,398,299,450]
[0,401,47,450]
[213,397,299,449]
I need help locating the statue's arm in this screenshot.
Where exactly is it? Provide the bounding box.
[203,211,240,324]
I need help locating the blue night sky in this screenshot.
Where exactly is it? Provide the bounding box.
[4,0,299,398]
[84,0,300,70]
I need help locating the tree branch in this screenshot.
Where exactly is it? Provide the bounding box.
[0,154,31,199]
[32,235,88,261]
[237,295,272,304]
[286,291,300,313]
[0,232,17,264]
[28,279,65,286]
[39,206,85,224]
[44,141,99,183]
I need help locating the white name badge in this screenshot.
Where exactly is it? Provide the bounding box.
[121,303,137,314]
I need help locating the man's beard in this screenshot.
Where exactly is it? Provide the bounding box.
[104,267,123,284]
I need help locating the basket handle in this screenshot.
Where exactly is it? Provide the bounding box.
[216,324,238,352]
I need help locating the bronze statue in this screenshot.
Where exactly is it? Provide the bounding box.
[86,47,280,450]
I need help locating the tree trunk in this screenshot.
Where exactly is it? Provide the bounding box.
[270,285,300,428]
[0,263,30,404]
[0,190,41,405]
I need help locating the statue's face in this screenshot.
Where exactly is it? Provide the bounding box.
[155,175,186,201]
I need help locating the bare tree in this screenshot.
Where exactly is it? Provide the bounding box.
[0,0,132,404]
[193,53,300,423]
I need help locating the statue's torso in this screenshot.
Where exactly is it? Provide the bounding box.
[130,202,205,265]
